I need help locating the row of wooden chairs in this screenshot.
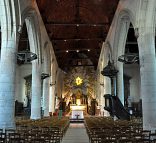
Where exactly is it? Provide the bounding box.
[0,128,65,143]
[16,117,69,128]
[0,117,70,143]
[84,117,156,143]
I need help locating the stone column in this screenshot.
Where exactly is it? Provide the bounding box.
[116,19,129,105]
[49,85,55,115]
[31,61,41,119]
[117,63,124,105]
[103,77,111,116]
[99,62,105,115]
[138,32,156,130]
[42,77,50,117]
[0,38,16,129]
[100,85,105,116]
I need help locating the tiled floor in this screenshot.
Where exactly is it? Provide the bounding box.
[62,123,89,143]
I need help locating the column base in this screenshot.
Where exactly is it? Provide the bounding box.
[30,116,41,120]
[0,121,16,130]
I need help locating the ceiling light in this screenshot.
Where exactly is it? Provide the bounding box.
[64,40,67,42]
[76,24,79,27]
[76,50,79,53]
[87,49,90,52]
[66,50,69,53]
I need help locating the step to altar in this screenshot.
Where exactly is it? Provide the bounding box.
[70,118,84,123]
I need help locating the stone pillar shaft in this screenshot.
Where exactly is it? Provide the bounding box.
[31,62,41,119]
[117,63,124,105]
[103,77,111,116]
[116,19,129,105]
[49,86,55,114]
[0,38,16,129]
[100,85,105,115]
[43,78,50,117]
[138,33,156,130]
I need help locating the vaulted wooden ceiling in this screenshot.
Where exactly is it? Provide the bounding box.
[36,0,119,71]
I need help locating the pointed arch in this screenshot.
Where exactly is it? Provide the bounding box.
[113,9,136,65]
[21,7,42,64]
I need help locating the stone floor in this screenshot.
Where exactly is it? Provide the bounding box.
[62,123,89,143]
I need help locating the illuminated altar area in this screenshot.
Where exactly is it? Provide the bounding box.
[70,105,86,119]
[62,66,97,119]
[70,89,87,119]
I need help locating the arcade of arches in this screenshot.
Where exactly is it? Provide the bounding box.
[0,0,156,138]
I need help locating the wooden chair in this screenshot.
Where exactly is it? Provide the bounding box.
[90,134,100,143]
[8,138,25,143]
[118,134,132,143]
[0,128,6,143]
[24,133,37,142]
[40,133,51,143]
[118,138,132,143]
[0,138,5,143]
[149,133,156,143]
[41,127,49,133]
[0,133,6,139]
[132,133,144,141]
[141,130,151,143]
[5,128,16,141]
[31,138,45,143]
[8,133,21,143]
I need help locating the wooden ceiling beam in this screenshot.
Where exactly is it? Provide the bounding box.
[45,22,110,26]
[51,38,105,41]
[54,48,101,53]
[36,0,119,70]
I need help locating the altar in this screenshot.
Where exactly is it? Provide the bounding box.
[70,105,86,119]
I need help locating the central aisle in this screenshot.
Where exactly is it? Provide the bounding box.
[62,123,89,143]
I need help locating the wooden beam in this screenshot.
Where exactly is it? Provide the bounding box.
[45,22,110,26]
[51,38,104,41]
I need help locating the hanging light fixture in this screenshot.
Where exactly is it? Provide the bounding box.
[118,53,139,64]
[17,49,37,64]
[41,73,50,80]
[17,22,37,64]
[118,21,139,64]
